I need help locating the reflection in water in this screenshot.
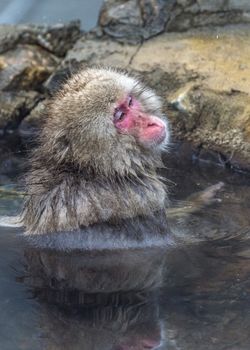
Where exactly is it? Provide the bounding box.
[24,246,168,298]
[18,228,250,350]
[38,295,163,350]
[0,144,250,349]
[23,243,166,350]
[21,224,250,350]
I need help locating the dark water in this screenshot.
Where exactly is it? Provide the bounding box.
[0,145,250,350]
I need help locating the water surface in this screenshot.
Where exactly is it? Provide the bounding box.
[0,146,249,350]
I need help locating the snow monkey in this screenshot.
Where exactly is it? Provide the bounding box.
[20,67,222,250]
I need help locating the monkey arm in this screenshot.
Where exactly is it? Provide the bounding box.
[166,182,224,219]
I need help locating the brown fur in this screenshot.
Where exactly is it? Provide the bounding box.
[21,68,168,238]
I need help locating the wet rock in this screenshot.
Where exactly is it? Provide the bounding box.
[99,0,176,44]
[0,91,40,132]
[228,0,250,11]
[63,25,250,170]
[0,22,81,133]
[0,21,81,57]
[64,33,138,67]
[0,45,59,91]
[99,0,250,43]
[196,0,226,11]
[169,87,250,168]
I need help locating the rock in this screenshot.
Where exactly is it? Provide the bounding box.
[99,0,176,44]
[62,25,250,170]
[0,45,59,91]
[0,22,81,132]
[170,87,250,169]
[64,33,138,66]
[0,21,81,57]
[0,91,40,131]
[196,0,227,12]
[99,0,250,43]
[228,0,250,11]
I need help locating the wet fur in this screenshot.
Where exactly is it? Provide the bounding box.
[21,68,169,248]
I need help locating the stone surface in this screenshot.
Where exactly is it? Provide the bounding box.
[99,0,176,44]
[65,32,138,67]
[62,25,250,170]
[228,0,250,11]
[0,91,40,131]
[99,0,250,43]
[0,21,81,57]
[0,45,59,91]
[0,22,81,133]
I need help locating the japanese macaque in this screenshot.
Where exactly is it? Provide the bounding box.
[21,67,169,250]
[20,67,221,250]
[16,68,224,250]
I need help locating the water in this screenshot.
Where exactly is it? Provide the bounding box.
[0,144,249,350]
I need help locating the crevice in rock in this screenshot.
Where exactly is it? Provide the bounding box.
[126,42,143,67]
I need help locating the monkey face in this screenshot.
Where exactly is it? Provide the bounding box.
[113,93,168,149]
[43,68,169,175]
[86,68,169,151]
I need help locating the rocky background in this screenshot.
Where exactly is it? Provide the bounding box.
[0,0,250,171]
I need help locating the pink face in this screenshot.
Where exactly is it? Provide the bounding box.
[113,95,167,147]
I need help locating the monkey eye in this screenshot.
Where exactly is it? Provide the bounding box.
[114,109,125,122]
[128,95,133,107]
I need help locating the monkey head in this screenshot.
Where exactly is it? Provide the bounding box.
[41,68,169,177]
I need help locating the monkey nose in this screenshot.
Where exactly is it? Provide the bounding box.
[144,116,166,130]
[147,116,166,135]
